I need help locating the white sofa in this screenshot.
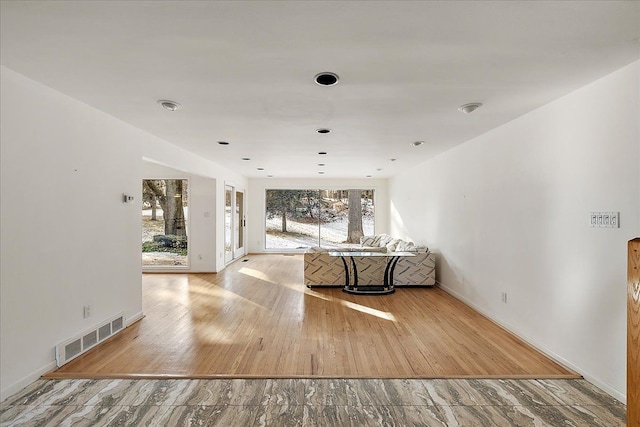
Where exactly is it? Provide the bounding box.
[304,234,436,287]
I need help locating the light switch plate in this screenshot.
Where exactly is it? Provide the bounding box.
[589,211,619,228]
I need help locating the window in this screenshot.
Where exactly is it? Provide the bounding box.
[265,189,374,249]
[142,179,189,267]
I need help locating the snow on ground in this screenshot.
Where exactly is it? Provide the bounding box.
[142,252,187,266]
[142,208,188,266]
[266,216,374,249]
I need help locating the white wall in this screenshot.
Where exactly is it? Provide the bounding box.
[248,178,389,253]
[142,162,217,273]
[1,67,143,399]
[389,61,640,402]
[0,66,249,400]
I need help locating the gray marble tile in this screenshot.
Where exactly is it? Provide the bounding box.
[303,379,348,406]
[343,379,433,406]
[199,405,261,426]
[390,405,448,426]
[216,379,268,406]
[3,405,96,427]
[498,379,573,406]
[1,405,28,426]
[254,405,306,427]
[0,378,627,427]
[462,379,525,406]
[344,379,386,406]
[1,380,54,408]
[94,404,216,427]
[555,405,626,427]
[425,379,515,406]
[535,379,624,407]
[1,380,91,408]
[381,379,434,406]
[319,405,398,427]
[262,379,305,406]
[110,379,200,407]
[438,404,549,427]
[182,379,231,406]
[4,379,199,409]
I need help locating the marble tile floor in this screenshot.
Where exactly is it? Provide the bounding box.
[1,378,626,426]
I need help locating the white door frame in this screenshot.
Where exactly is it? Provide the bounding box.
[233,188,246,259]
[224,184,246,264]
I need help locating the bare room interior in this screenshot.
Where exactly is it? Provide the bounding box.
[1,1,639,425]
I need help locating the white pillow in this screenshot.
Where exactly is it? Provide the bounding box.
[395,240,416,252]
[360,235,378,247]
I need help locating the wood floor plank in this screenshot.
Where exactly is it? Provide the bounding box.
[46,254,579,379]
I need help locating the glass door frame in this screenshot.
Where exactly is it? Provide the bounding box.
[234,189,246,259]
[224,183,246,264]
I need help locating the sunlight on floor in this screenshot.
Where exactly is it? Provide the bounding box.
[305,289,397,322]
[341,300,397,322]
[239,267,278,284]
[189,282,266,310]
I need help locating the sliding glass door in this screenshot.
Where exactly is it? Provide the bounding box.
[265,189,374,249]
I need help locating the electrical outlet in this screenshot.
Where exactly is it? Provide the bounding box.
[501,292,508,303]
[83,305,91,318]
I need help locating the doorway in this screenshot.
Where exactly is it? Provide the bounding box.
[225,185,245,264]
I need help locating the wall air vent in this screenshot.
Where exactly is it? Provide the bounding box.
[55,312,125,367]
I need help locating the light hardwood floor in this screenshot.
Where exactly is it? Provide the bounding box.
[47,254,578,379]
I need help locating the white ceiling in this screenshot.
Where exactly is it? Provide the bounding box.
[1,1,639,178]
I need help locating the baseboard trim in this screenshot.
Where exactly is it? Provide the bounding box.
[1,360,56,402]
[126,311,145,327]
[436,282,626,404]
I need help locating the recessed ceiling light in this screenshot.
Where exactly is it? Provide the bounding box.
[390,158,397,162]
[257,167,264,171]
[318,163,325,166]
[316,128,332,134]
[376,168,382,171]
[366,175,373,178]
[314,72,339,86]
[241,157,250,161]
[318,152,327,155]
[267,175,274,178]
[218,141,230,145]
[411,141,425,147]
[318,171,325,175]
[157,100,181,111]
[458,102,483,114]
